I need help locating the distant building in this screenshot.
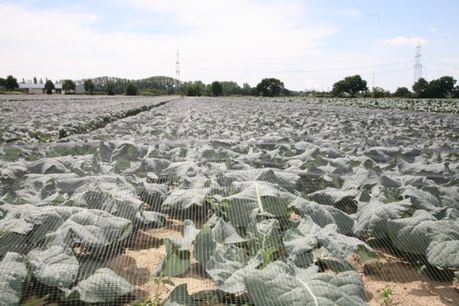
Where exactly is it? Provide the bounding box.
[18,82,63,94]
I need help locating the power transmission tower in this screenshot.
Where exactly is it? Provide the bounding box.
[414,44,423,83]
[175,51,180,83]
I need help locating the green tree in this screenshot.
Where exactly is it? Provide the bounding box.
[413,76,457,98]
[428,76,456,98]
[184,81,206,96]
[44,80,55,94]
[393,87,412,98]
[454,86,459,98]
[83,79,95,95]
[256,78,285,97]
[0,77,6,89]
[412,78,429,98]
[371,87,390,98]
[106,81,115,95]
[241,83,253,96]
[126,83,139,96]
[62,79,76,94]
[5,75,19,91]
[210,81,223,96]
[33,77,37,84]
[221,81,242,96]
[332,75,368,97]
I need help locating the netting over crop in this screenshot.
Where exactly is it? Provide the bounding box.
[0,96,458,305]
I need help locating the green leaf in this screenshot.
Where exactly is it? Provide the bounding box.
[353,199,412,239]
[221,182,292,227]
[284,217,376,264]
[156,239,191,277]
[27,246,79,289]
[244,261,367,305]
[162,278,176,287]
[356,245,378,262]
[156,220,199,277]
[387,210,453,255]
[205,244,263,294]
[162,188,210,211]
[194,218,246,269]
[290,197,354,234]
[164,284,198,306]
[45,209,133,248]
[0,252,27,306]
[246,219,283,256]
[318,257,356,273]
[194,225,216,269]
[426,240,459,270]
[284,217,320,267]
[65,268,133,303]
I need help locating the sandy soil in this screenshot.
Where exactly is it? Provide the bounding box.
[119,219,217,304]
[118,218,458,305]
[350,251,459,306]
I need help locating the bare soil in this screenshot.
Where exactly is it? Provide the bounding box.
[117,218,458,306]
[118,220,216,304]
[350,251,459,306]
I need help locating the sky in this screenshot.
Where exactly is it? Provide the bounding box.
[1,0,458,91]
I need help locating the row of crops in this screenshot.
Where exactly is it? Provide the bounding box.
[0,96,458,305]
[243,97,459,113]
[0,96,177,143]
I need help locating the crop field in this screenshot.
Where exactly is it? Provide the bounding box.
[0,96,458,305]
[244,97,459,113]
[0,96,177,143]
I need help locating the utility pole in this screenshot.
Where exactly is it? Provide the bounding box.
[175,51,181,94]
[175,51,180,83]
[414,44,423,83]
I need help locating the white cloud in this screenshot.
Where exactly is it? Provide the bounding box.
[3,1,443,91]
[0,3,178,80]
[0,1,337,89]
[431,27,438,32]
[383,36,428,47]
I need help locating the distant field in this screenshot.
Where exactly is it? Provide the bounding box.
[244,96,459,113]
[0,96,458,305]
[0,95,178,143]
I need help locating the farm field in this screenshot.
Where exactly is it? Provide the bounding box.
[243,97,459,114]
[0,96,458,305]
[0,95,178,143]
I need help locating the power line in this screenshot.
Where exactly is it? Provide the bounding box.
[423,59,459,71]
[374,68,414,75]
[275,67,414,80]
[184,60,414,74]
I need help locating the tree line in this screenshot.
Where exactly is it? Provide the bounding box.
[78,77,289,97]
[182,78,290,97]
[2,73,459,98]
[329,75,459,98]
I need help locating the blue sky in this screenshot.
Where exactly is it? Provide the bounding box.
[1,0,458,90]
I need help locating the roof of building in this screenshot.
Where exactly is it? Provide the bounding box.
[18,83,63,89]
[18,83,44,89]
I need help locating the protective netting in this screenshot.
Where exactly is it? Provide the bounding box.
[0,96,458,305]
